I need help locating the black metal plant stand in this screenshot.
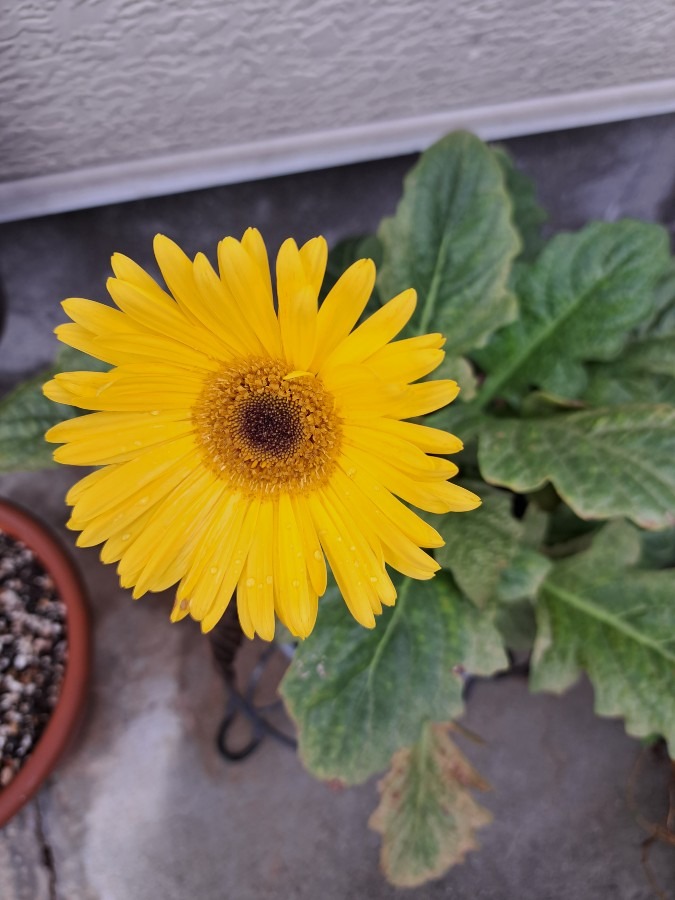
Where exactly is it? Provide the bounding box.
[209,603,296,762]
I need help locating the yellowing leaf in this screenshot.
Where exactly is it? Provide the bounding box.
[369,722,492,888]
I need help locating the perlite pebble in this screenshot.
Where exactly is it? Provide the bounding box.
[0,529,67,791]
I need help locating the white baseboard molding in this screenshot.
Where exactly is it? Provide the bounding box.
[2,79,675,223]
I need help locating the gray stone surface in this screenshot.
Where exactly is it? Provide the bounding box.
[0,115,674,898]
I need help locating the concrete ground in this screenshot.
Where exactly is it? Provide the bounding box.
[1,115,675,899]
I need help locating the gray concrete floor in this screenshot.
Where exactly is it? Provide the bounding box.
[1,115,675,898]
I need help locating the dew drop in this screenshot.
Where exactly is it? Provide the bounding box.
[266,575,273,585]
[292,579,300,589]
[121,533,130,542]
[180,599,189,610]
[246,577,256,588]
[347,467,356,477]
[313,550,322,560]
[151,410,160,416]
[139,496,149,506]
[349,545,356,552]
[370,576,378,584]
[210,566,218,575]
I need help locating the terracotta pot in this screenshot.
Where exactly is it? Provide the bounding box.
[0,499,90,827]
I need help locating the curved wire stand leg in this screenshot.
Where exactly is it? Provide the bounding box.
[209,604,297,762]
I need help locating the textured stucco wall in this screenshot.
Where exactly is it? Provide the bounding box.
[1,0,675,183]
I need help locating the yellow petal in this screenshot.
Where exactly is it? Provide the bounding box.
[341,459,444,549]
[126,469,224,597]
[70,436,199,521]
[342,443,469,515]
[94,332,221,372]
[218,237,282,357]
[52,415,194,466]
[61,298,147,337]
[192,252,263,356]
[239,501,275,641]
[178,492,247,618]
[367,418,463,455]
[344,424,459,481]
[201,498,262,632]
[298,236,328,300]
[333,464,439,580]
[311,258,375,368]
[307,491,376,628]
[390,380,460,419]
[106,277,229,361]
[276,238,317,370]
[55,323,119,365]
[290,495,327,596]
[365,346,445,384]
[276,493,317,638]
[321,288,416,373]
[241,227,273,301]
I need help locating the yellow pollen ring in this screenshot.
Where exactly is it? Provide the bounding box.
[193,357,342,497]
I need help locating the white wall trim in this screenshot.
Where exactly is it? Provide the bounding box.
[2,79,675,223]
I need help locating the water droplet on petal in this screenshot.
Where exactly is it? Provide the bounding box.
[314,550,322,560]
[151,410,160,416]
[245,577,255,588]
[370,576,378,584]
[292,579,300,589]
[121,533,130,542]
[210,566,218,575]
[266,575,273,585]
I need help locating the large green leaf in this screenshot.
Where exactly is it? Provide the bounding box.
[475,221,671,404]
[492,146,546,262]
[377,131,520,351]
[436,482,550,607]
[280,576,507,785]
[479,405,675,529]
[531,523,675,750]
[635,260,675,338]
[369,723,492,888]
[584,332,675,406]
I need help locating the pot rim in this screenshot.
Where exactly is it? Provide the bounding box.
[0,498,90,828]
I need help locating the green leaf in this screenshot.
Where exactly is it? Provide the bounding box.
[493,599,537,652]
[479,405,675,530]
[435,482,550,607]
[583,369,675,407]
[636,260,675,338]
[475,221,671,404]
[639,527,675,569]
[0,372,73,472]
[377,131,520,352]
[492,146,547,262]
[369,722,492,888]
[531,522,675,750]
[584,333,675,407]
[280,576,507,785]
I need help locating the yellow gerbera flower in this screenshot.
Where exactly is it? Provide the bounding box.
[44,230,479,640]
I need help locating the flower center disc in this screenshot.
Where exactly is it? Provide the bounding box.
[194,358,342,495]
